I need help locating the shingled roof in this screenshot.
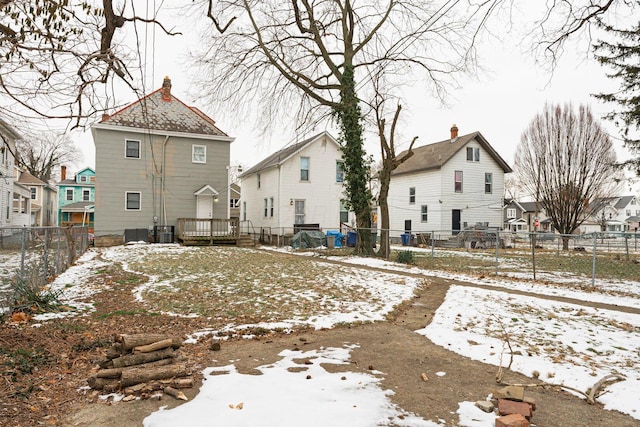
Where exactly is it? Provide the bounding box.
[97,77,228,137]
[240,131,339,177]
[392,131,512,177]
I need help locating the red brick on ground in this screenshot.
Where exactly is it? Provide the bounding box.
[498,398,533,419]
[496,413,530,427]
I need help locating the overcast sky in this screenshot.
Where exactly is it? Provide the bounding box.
[72,2,636,192]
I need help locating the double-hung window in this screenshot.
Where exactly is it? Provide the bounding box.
[125,139,141,159]
[421,205,428,222]
[125,192,141,210]
[66,189,73,201]
[300,157,309,181]
[507,208,516,218]
[336,161,344,183]
[83,189,91,201]
[454,171,463,193]
[485,173,493,194]
[264,198,268,217]
[30,188,36,200]
[409,187,416,204]
[192,145,206,163]
[269,197,274,217]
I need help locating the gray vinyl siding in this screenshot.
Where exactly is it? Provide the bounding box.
[94,128,230,236]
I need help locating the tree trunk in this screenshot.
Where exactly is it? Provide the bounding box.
[120,363,188,387]
[336,65,372,256]
[377,166,392,259]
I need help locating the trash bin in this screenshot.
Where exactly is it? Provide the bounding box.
[347,231,357,247]
[326,234,335,248]
[326,230,343,248]
[401,233,410,246]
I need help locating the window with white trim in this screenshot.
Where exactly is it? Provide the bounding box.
[83,189,90,201]
[336,161,344,183]
[421,205,428,222]
[507,208,516,218]
[409,187,415,204]
[294,200,305,224]
[192,145,206,163]
[264,198,268,217]
[66,189,73,201]
[269,197,274,217]
[485,173,493,194]
[125,192,141,210]
[125,139,141,159]
[30,187,36,200]
[300,157,309,181]
[454,171,463,193]
[466,147,479,162]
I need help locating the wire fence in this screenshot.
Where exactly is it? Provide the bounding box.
[0,226,91,313]
[250,226,640,287]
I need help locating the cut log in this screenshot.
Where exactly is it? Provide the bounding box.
[111,347,174,368]
[87,376,120,392]
[133,338,175,354]
[97,358,174,378]
[106,344,122,359]
[164,386,188,401]
[120,363,188,387]
[117,334,182,351]
[160,377,194,389]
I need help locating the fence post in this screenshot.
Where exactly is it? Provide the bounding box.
[591,233,597,287]
[625,233,630,262]
[19,227,27,282]
[430,231,435,268]
[493,231,497,276]
[43,228,49,284]
[531,232,537,281]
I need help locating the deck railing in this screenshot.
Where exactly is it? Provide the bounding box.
[176,218,239,244]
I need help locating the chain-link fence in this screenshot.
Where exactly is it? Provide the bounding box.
[0,226,91,312]
[250,225,640,287]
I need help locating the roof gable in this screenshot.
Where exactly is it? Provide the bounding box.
[392,131,512,176]
[240,131,340,177]
[94,80,229,137]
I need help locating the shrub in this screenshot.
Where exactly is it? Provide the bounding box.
[396,250,416,265]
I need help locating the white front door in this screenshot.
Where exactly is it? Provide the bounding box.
[197,195,213,219]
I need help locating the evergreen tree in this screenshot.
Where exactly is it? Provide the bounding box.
[594,17,640,175]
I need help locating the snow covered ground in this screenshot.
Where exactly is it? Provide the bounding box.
[27,244,640,425]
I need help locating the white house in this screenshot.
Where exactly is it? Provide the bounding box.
[0,118,18,227]
[389,125,512,237]
[582,195,640,233]
[239,132,349,236]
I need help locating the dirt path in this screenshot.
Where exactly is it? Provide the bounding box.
[64,265,640,427]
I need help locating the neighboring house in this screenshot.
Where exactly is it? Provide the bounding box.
[0,118,18,227]
[91,77,234,245]
[58,166,95,232]
[389,125,512,236]
[503,199,551,233]
[12,181,31,227]
[229,182,241,220]
[15,168,58,227]
[582,195,640,233]
[239,131,349,234]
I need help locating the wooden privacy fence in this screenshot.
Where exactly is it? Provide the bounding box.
[175,218,239,245]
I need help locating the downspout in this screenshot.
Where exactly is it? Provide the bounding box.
[160,135,170,226]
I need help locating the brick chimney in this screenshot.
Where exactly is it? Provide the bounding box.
[450,124,459,142]
[161,76,172,101]
[61,165,67,181]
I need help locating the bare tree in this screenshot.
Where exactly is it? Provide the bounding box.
[12,132,80,183]
[0,0,178,128]
[514,103,618,249]
[194,0,506,255]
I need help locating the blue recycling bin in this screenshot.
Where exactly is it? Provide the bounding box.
[401,233,411,246]
[346,231,357,247]
[326,230,343,248]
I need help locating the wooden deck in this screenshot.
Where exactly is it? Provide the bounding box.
[176,218,249,246]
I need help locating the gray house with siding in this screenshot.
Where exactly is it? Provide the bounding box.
[91,77,234,245]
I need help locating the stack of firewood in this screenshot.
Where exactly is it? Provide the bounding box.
[87,333,193,401]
